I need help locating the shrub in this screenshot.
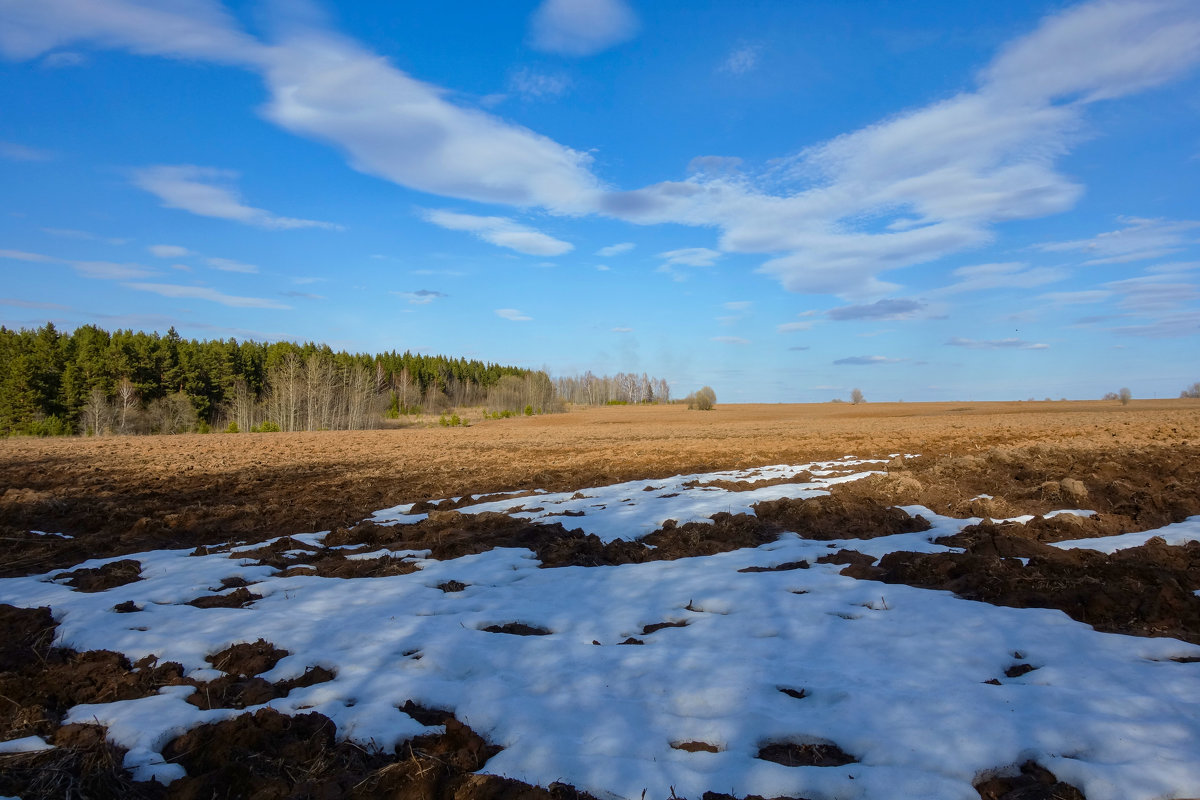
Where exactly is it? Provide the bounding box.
[252,421,281,433]
[850,388,865,405]
[524,404,534,416]
[686,386,716,410]
[225,421,239,434]
[1119,387,1132,405]
[1181,382,1200,399]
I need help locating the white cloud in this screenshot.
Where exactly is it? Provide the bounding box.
[41,50,86,67]
[124,282,291,309]
[528,0,638,56]
[935,262,1067,295]
[423,210,573,256]
[1036,217,1200,264]
[596,242,635,257]
[598,1,1200,298]
[946,337,1049,350]
[611,326,633,332]
[0,140,53,161]
[260,31,601,211]
[1038,289,1112,305]
[0,249,56,263]
[508,68,571,101]
[148,244,191,259]
[833,355,906,365]
[70,260,158,280]
[720,44,762,75]
[723,301,752,311]
[0,0,265,64]
[1104,274,1200,313]
[495,308,533,321]
[711,336,749,345]
[596,264,611,271]
[392,290,448,305]
[206,256,258,274]
[826,298,925,321]
[777,321,813,333]
[659,247,721,267]
[132,165,341,230]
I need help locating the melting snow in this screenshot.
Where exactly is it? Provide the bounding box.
[0,460,1198,800]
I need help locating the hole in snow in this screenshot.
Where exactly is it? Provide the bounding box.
[1004,663,1038,678]
[481,623,552,636]
[757,739,858,767]
[671,740,722,753]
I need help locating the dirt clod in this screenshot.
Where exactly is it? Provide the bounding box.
[975,761,1086,800]
[481,623,552,636]
[56,559,142,593]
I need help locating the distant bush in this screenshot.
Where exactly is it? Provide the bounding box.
[606,399,628,406]
[252,420,281,433]
[225,421,239,434]
[438,413,468,427]
[686,386,716,411]
[1119,387,1132,405]
[851,388,865,405]
[1181,382,1200,399]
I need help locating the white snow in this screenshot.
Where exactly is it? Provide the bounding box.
[1,461,1198,800]
[1051,515,1200,554]
[0,735,54,753]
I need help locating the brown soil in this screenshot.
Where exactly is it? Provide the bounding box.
[4,400,1200,799]
[2,400,1196,576]
[975,761,1086,800]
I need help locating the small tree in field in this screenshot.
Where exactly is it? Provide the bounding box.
[1119,387,1132,406]
[686,386,716,410]
[1181,382,1200,399]
[850,388,865,405]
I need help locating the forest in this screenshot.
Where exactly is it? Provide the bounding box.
[0,324,672,436]
[0,323,534,435]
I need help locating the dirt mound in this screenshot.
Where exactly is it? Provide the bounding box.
[55,559,142,592]
[974,761,1086,800]
[0,723,165,800]
[872,533,1200,642]
[159,708,554,800]
[753,494,930,540]
[185,586,261,608]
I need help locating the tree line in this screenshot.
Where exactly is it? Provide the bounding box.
[0,323,534,436]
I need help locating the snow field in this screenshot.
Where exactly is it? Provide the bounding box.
[0,459,1198,800]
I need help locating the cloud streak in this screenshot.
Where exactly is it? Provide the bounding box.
[132,166,342,230]
[423,210,572,256]
[124,282,291,309]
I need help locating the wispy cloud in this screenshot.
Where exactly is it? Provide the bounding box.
[124,282,291,309]
[528,0,638,56]
[711,336,749,345]
[934,262,1067,295]
[41,51,86,68]
[659,247,721,267]
[0,297,70,310]
[42,227,128,244]
[495,308,533,321]
[827,298,925,321]
[1036,216,1200,264]
[131,165,343,230]
[71,260,158,280]
[720,43,762,75]
[423,210,572,256]
[206,257,258,274]
[0,140,53,162]
[833,355,906,365]
[1038,289,1112,305]
[0,249,56,263]
[611,326,633,332]
[393,290,448,305]
[596,242,635,257]
[507,68,572,101]
[946,337,1049,350]
[148,244,191,259]
[280,290,324,300]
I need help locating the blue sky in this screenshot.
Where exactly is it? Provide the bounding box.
[1,0,1198,402]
